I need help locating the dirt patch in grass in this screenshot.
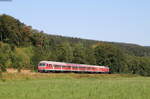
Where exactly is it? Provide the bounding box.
[7,68,32,74]
[1,68,139,81]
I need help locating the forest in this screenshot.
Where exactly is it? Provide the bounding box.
[0,14,150,76]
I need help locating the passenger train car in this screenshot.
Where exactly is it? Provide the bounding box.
[38,61,110,73]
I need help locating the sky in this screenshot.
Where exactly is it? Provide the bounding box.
[0,0,150,46]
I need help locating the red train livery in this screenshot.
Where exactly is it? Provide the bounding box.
[38,61,110,73]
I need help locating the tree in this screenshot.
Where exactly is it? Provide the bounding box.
[56,42,73,62]
[0,14,24,46]
[72,43,87,64]
[84,47,96,65]
[94,43,126,73]
[0,42,12,72]
[30,32,47,47]
[12,47,33,72]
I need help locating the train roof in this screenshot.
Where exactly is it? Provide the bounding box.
[39,61,109,68]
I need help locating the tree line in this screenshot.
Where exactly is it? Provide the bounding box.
[0,14,150,76]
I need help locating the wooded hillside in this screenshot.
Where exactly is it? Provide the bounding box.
[0,14,150,76]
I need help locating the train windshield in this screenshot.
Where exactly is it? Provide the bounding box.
[39,63,46,67]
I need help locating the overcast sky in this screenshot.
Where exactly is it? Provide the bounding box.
[0,0,150,46]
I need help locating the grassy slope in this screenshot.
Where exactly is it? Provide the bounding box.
[0,73,150,99]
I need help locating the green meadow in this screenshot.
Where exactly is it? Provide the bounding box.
[0,73,150,99]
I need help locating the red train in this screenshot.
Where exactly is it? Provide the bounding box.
[38,61,110,73]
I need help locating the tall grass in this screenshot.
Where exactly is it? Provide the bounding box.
[0,73,149,99]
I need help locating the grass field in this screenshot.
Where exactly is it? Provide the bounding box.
[0,73,150,99]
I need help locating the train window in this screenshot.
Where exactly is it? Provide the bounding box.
[73,66,78,68]
[54,65,61,68]
[79,67,86,69]
[39,63,45,66]
[62,66,68,68]
[48,64,52,67]
[67,66,71,68]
